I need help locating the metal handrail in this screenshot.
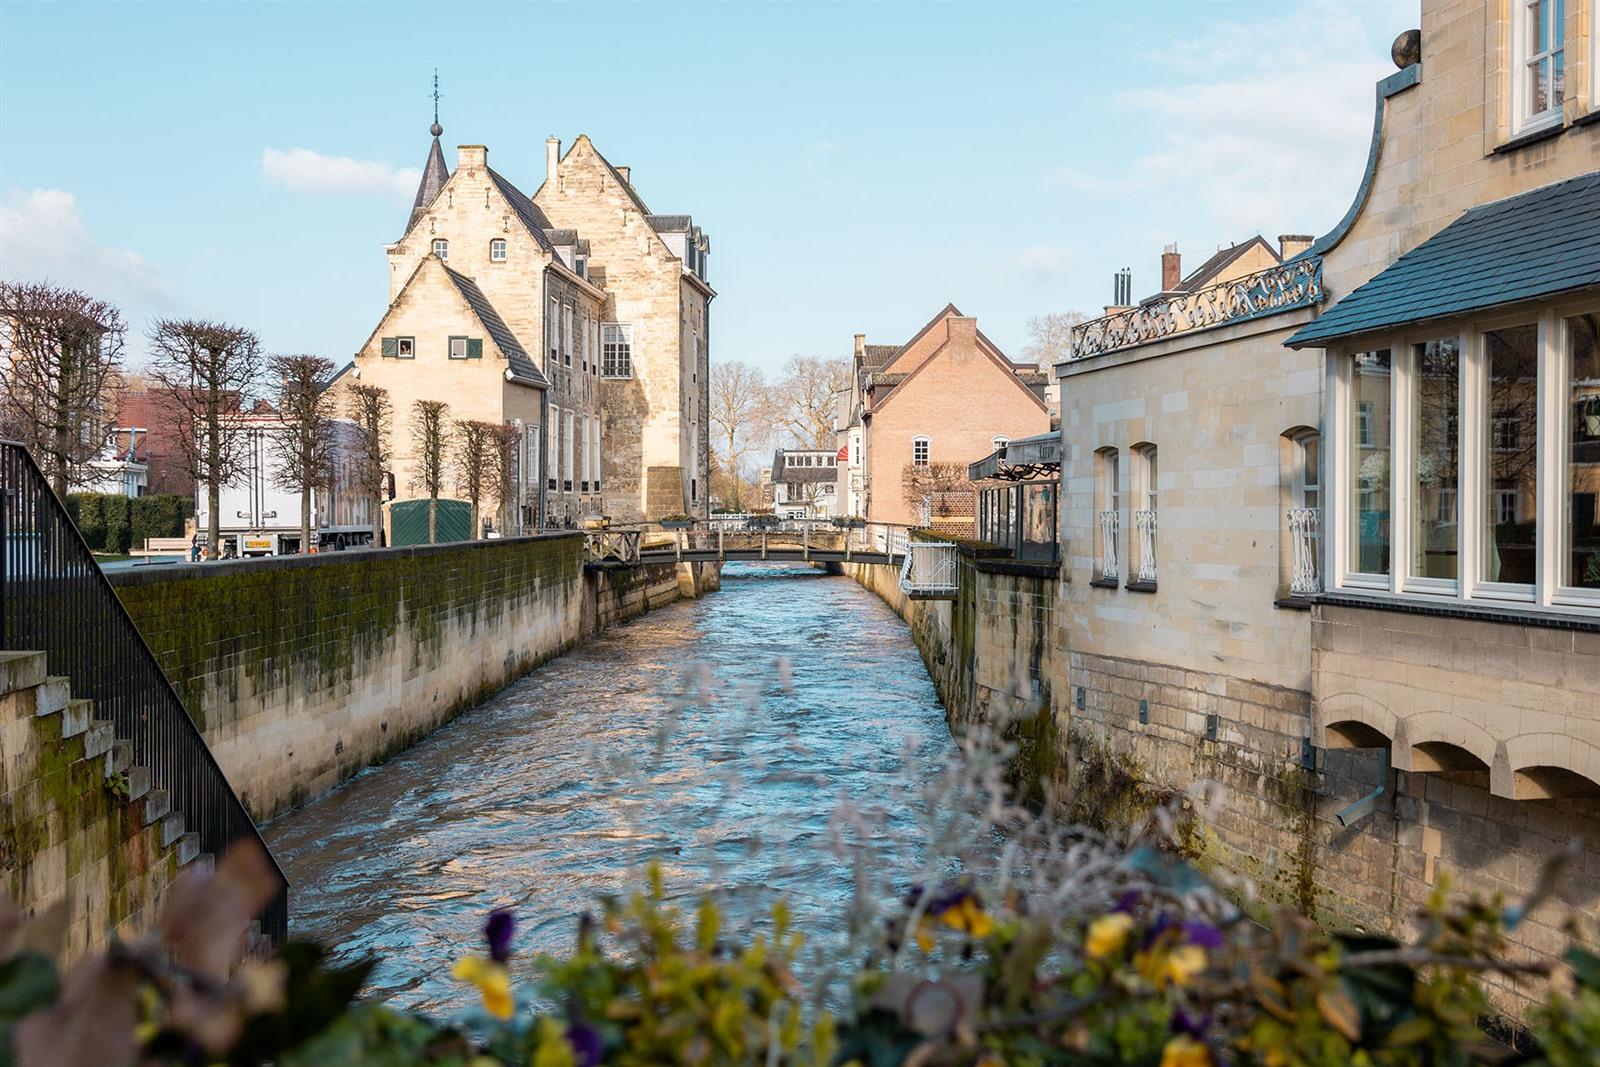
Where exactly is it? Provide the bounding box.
[0,441,288,940]
[1288,506,1321,595]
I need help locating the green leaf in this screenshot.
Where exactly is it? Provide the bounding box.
[1563,947,1600,991]
[0,952,58,1021]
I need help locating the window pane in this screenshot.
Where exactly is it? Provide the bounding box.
[1413,339,1460,578]
[1482,325,1539,584]
[1351,350,1392,575]
[1567,312,1600,588]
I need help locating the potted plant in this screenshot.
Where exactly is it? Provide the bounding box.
[832,515,868,528]
[657,514,695,530]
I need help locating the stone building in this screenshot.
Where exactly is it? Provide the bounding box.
[352,120,610,530]
[535,135,713,522]
[771,448,840,519]
[1049,0,1599,1016]
[838,304,1050,529]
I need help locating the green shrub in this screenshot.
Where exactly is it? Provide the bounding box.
[101,494,132,554]
[131,494,188,547]
[69,493,107,552]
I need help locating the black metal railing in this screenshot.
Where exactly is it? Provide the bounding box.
[977,481,1061,563]
[0,441,288,941]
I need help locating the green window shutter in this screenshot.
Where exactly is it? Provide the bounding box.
[381,337,397,358]
[468,338,483,359]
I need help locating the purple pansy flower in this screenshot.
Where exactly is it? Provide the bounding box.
[1113,890,1142,914]
[1170,1007,1211,1038]
[1181,921,1223,949]
[485,907,515,963]
[566,1020,604,1066]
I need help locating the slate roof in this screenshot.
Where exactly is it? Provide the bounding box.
[544,228,580,246]
[1141,236,1279,304]
[487,168,557,252]
[408,134,450,233]
[442,265,549,387]
[862,344,900,370]
[1288,172,1600,347]
[772,451,838,483]
[647,214,692,231]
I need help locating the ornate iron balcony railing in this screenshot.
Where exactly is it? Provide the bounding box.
[1134,508,1157,583]
[1288,506,1322,595]
[1098,509,1119,581]
[1070,257,1324,360]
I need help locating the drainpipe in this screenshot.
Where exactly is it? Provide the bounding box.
[1334,746,1389,827]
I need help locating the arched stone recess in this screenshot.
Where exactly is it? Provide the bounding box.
[1314,690,1395,751]
[1401,711,1496,775]
[1493,734,1600,800]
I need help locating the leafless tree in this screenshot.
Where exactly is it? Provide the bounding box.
[346,383,393,547]
[146,318,263,553]
[0,281,128,497]
[267,355,336,553]
[454,418,495,539]
[710,359,769,510]
[902,460,974,524]
[488,422,523,534]
[410,399,449,543]
[770,354,849,449]
[1022,311,1086,367]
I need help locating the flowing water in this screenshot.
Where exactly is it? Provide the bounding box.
[265,562,956,1014]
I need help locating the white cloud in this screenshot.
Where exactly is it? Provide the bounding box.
[261,147,421,199]
[0,188,175,313]
[1015,243,1071,282]
[1060,1,1408,239]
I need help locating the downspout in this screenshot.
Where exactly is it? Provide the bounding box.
[1334,746,1389,828]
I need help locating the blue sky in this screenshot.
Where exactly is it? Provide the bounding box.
[0,0,1414,374]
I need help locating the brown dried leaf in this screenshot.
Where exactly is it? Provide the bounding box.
[13,954,139,1067]
[1316,984,1362,1042]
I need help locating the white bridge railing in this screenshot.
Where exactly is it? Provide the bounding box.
[899,540,959,598]
[1288,506,1321,595]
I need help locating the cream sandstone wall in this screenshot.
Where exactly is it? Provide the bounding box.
[866,317,1050,526]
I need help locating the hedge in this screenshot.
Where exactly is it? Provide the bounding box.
[66,492,190,553]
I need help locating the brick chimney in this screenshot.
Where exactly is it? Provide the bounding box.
[545,136,561,186]
[1278,234,1314,260]
[458,144,487,169]
[1161,243,1181,292]
[854,333,865,361]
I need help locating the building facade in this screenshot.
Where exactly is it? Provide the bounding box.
[535,135,713,522]
[771,448,840,519]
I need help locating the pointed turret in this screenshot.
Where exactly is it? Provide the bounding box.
[407,117,449,234]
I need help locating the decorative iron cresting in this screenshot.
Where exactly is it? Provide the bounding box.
[1070,257,1324,359]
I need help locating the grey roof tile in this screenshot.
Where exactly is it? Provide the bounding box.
[647,214,692,231]
[407,135,450,233]
[488,168,556,252]
[442,265,548,387]
[1289,172,1600,347]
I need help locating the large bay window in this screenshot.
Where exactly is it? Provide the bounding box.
[1330,301,1600,612]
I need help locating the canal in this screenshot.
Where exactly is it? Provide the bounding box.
[265,562,958,1013]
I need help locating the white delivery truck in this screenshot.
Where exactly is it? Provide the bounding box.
[195,414,376,557]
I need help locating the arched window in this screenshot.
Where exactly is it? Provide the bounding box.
[432,238,449,260]
[912,436,930,467]
[1281,427,1322,597]
[490,239,507,262]
[1131,443,1157,585]
[1095,447,1120,582]
[992,435,1009,451]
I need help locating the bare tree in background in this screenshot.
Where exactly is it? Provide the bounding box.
[347,382,393,547]
[454,419,495,539]
[902,460,974,527]
[267,354,336,553]
[770,354,849,449]
[1021,311,1086,368]
[410,399,449,544]
[146,318,263,554]
[709,359,768,510]
[0,280,127,497]
[488,422,522,534]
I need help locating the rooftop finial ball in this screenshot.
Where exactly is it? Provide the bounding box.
[431,121,443,137]
[1392,29,1421,69]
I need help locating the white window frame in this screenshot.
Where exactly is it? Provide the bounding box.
[1326,298,1600,617]
[448,336,468,360]
[563,410,575,489]
[1401,337,1463,596]
[547,405,560,492]
[490,238,507,262]
[1512,0,1566,133]
[1339,348,1395,591]
[602,323,633,378]
[548,296,560,368]
[433,238,449,260]
[562,304,574,367]
[911,435,930,467]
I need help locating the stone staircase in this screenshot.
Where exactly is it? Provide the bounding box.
[0,650,211,960]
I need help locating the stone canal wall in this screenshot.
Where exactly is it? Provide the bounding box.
[109,537,691,822]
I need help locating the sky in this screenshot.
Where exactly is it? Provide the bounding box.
[0,0,1416,375]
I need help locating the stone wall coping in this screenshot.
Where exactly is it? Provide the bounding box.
[1315,592,1600,633]
[105,533,585,589]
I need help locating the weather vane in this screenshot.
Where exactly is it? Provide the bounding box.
[430,69,442,137]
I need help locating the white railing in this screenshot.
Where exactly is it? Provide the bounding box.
[1098,509,1119,581]
[1134,508,1157,583]
[1069,257,1323,359]
[899,540,959,597]
[1288,506,1321,595]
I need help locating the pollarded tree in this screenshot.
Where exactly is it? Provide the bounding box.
[268,354,336,553]
[146,318,263,555]
[410,399,449,543]
[0,280,128,497]
[454,419,495,539]
[488,422,523,534]
[347,382,393,546]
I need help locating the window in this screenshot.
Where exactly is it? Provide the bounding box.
[562,410,574,491]
[380,336,415,359]
[579,413,589,489]
[1097,448,1121,581]
[1481,325,1538,587]
[992,435,1009,450]
[562,304,573,367]
[548,297,560,367]
[1132,443,1157,584]
[490,239,507,262]
[547,406,560,492]
[579,313,589,373]
[433,239,449,260]
[602,323,633,378]
[1284,430,1323,596]
[590,417,602,491]
[1513,0,1566,130]
[1412,338,1460,580]
[1349,349,1392,577]
[1564,311,1600,591]
[449,336,467,360]
[911,436,930,466]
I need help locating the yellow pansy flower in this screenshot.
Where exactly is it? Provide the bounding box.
[1084,912,1135,960]
[452,955,515,1020]
[1161,944,1208,988]
[1160,1034,1212,1067]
